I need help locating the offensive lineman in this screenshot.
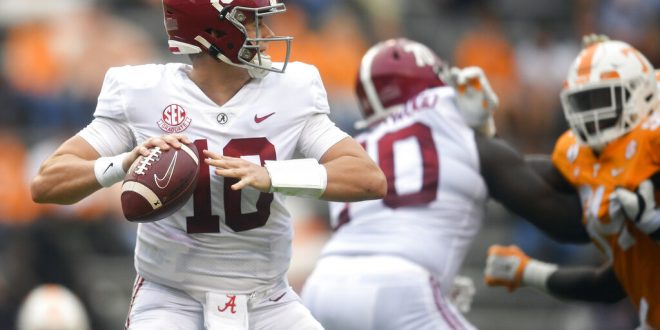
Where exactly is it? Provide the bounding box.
[301,38,590,330]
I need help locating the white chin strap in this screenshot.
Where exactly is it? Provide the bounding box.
[247,54,272,79]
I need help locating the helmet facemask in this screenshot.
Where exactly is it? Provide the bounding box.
[562,75,655,150]
[220,4,292,78]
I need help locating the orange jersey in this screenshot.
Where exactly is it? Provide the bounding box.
[552,113,660,328]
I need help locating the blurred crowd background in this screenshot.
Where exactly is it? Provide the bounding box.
[0,0,658,329]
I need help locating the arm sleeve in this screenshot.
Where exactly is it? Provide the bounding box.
[476,135,590,243]
[297,114,349,160]
[546,263,626,303]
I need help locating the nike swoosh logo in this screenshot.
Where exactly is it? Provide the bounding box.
[103,162,114,174]
[254,112,275,123]
[268,292,286,302]
[154,151,178,189]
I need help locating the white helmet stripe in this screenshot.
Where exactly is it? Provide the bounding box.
[360,43,385,117]
[211,0,224,12]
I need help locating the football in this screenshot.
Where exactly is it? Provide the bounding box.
[121,142,200,222]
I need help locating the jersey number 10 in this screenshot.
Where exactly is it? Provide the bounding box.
[185,138,276,234]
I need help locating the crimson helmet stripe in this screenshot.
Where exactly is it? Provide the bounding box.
[359,43,386,118]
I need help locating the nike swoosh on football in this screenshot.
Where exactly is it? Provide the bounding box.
[154,152,178,189]
[254,112,275,123]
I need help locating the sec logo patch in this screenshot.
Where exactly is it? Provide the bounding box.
[158,104,192,133]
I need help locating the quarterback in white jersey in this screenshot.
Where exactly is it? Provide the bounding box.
[30,1,386,330]
[301,38,589,330]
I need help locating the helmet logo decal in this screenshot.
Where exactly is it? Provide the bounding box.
[402,43,436,67]
[158,104,192,133]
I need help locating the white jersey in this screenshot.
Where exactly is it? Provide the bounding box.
[322,86,488,293]
[79,62,347,297]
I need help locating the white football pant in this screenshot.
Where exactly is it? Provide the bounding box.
[302,255,476,330]
[125,276,323,330]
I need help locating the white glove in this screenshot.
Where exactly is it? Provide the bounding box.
[448,275,475,313]
[614,180,660,236]
[448,66,499,137]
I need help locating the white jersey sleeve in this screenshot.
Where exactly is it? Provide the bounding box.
[77,117,135,157]
[77,67,138,156]
[297,114,349,160]
[307,64,331,115]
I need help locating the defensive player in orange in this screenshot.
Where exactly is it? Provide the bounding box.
[484,35,660,329]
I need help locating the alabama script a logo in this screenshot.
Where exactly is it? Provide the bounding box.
[217,295,237,314]
[158,104,192,133]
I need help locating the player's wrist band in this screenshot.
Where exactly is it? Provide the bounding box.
[265,159,327,198]
[94,152,129,187]
[522,259,558,292]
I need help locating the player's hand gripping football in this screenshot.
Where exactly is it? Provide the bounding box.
[614,180,660,236]
[203,150,272,192]
[448,66,499,137]
[484,245,530,292]
[125,134,193,171]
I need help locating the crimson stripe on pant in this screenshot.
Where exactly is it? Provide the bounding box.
[430,276,465,330]
[124,275,145,330]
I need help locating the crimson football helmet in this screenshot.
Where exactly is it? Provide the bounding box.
[163,0,292,78]
[561,38,656,150]
[355,38,448,129]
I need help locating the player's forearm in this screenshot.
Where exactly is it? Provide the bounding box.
[546,266,625,303]
[31,154,102,205]
[321,156,386,202]
[529,195,590,243]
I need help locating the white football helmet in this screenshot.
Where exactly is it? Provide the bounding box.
[561,38,656,150]
[17,284,90,330]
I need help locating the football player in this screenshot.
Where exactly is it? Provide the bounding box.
[29,1,386,329]
[484,35,660,329]
[300,38,591,330]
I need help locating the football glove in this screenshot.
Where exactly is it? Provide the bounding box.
[448,66,499,137]
[614,180,660,237]
[484,245,529,292]
[484,245,558,292]
[449,275,475,313]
